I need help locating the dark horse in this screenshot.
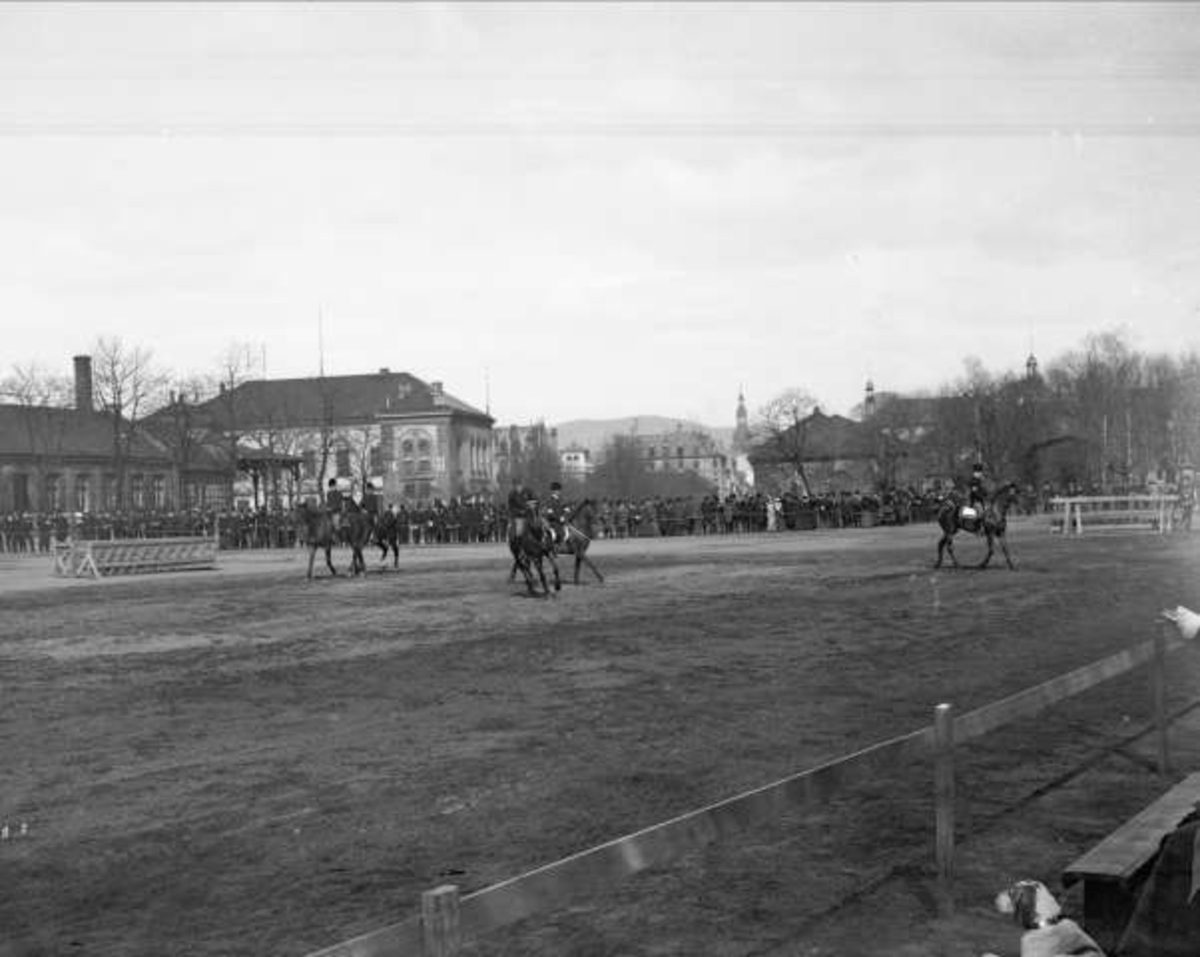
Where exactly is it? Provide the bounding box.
[934,482,1020,570]
[507,503,561,597]
[556,498,604,585]
[374,509,400,568]
[296,502,373,579]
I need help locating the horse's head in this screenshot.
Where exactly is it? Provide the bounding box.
[992,482,1020,509]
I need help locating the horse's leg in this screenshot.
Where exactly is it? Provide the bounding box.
[581,553,604,583]
[307,543,316,579]
[978,532,994,569]
[512,549,536,594]
[325,543,337,576]
[545,550,561,594]
[936,531,958,569]
[998,532,1015,570]
[935,533,951,568]
[532,556,549,597]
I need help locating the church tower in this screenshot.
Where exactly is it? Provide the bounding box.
[732,387,751,455]
[864,379,876,419]
[1025,352,1039,380]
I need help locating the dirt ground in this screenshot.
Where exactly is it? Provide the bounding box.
[2,520,1199,957]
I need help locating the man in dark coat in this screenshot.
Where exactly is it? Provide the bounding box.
[543,481,567,547]
[507,478,534,538]
[325,479,344,531]
[1115,811,1200,956]
[361,481,380,518]
[968,462,988,514]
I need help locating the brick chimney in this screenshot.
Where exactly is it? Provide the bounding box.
[73,355,93,412]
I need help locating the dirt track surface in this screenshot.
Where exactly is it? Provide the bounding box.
[2,521,1200,957]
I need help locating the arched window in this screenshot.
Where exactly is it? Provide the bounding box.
[44,474,63,511]
[75,475,90,512]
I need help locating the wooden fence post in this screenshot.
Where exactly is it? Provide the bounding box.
[422,884,461,956]
[1152,624,1170,776]
[934,702,955,917]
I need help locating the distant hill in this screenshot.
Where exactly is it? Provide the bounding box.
[554,417,735,452]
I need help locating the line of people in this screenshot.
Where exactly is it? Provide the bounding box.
[6,477,1117,557]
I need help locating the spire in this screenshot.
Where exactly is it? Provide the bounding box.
[864,378,876,419]
[733,386,751,454]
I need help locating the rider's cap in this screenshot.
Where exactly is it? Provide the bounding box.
[550,481,562,491]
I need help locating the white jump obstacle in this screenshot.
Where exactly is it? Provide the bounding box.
[53,535,219,578]
[1050,495,1178,536]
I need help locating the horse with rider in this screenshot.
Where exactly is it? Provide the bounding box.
[935,461,1019,570]
[506,478,561,596]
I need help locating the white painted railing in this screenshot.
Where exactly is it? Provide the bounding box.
[1049,495,1178,536]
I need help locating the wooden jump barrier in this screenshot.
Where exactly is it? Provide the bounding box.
[305,624,1192,957]
[53,533,219,578]
[1050,495,1178,536]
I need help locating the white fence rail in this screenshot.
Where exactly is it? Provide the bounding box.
[1050,495,1178,536]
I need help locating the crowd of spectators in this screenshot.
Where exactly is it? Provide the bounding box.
[2,479,1178,556]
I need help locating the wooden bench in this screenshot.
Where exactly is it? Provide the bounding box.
[1062,771,1200,953]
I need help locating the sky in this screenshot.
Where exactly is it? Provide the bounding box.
[2,2,1199,428]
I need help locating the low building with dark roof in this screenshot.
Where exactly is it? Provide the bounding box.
[748,409,880,494]
[0,363,179,513]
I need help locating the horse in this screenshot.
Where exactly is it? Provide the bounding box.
[934,482,1020,570]
[374,508,400,568]
[507,503,561,597]
[556,498,604,585]
[295,502,373,579]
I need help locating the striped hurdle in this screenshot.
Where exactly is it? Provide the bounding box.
[54,536,219,578]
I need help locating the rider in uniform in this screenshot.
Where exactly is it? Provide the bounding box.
[543,481,567,548]
[361,480,380,519]
[507,476,535,538]
[966,462,987,518]
[325,478,344,532]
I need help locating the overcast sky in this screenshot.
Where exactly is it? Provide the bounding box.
[2,2,1198,427]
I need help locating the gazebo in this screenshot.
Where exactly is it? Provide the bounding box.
[236,447,303,510]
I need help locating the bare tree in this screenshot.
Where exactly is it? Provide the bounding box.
[1,363,72,408]
[91,337,169,509]
[0,363,74,509]
[149,373,214,510]
[752,388,819,496]
[588,434,650,500]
